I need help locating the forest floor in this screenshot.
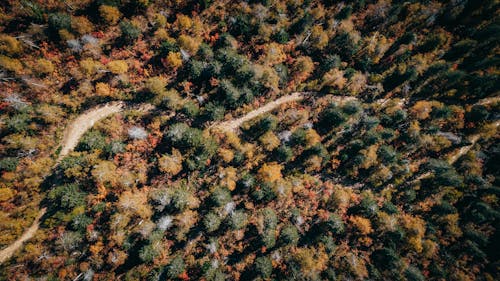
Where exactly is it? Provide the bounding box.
[1,94,498,265]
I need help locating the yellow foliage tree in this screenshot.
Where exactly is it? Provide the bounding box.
[0,188,14,202]
[349,216,373,235]
[71,16,94,35]
[107,60,128,74]
[305,129,321,147]
[218,148,234,163]
[95,82,112,97]
[259,131,280,151]
[92,160,119,186]
[175,13,193,30]
[0,35,22,55]
[310,25,329,50]
[0,55,22,74]
[35,58,55,75]
[219,166,238,191]
[322,68,347,89]
[118,190,152,219]
[360,144,378,169]
[400,214,426,253]
[177,34,200,54]
[158,149,183,176]
[411,100,434,120]
[261,42,286,66]
[80,58,104,77]
[99,5,121,25]
[292,247,329,278]
[253,64,280,92]
[258,162,283,183]
[164,52,182,69]
[145,76,166,95]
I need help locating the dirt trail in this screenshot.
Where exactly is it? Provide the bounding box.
[476,96,500,106]
[446,120,500,164]
[1,94,497,265]
[212,92,305,132]
[0,102,155,265]
[57,102,126,161]
[0,208,46,264]
[57,102,156,161]
[212,92,366,132]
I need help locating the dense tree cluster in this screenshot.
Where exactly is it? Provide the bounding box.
[0,0,499,280]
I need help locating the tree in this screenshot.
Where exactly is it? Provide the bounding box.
[279,224,300,246]
[99,5,121,25]
[107,60,128,74]
[229,210,248,230]
[258,162,283,183]
[128,126,148,140]
[260,42,286,66]
[164,52,182,69]
[405,266,425,281]
[139,243,161,263]
[177,34,200,55]
[259,131,280,151]
[316,104,347,134]
[259,208,278,248]
[92,160,118,186]
[48,184,87,210]
[118,190,152,219]
[203,211,221,233]
[254,256,273,278]
[349,216,373,235]
[48,12,71,33]
[210,187,231,207]
[165,256,185,279]
[0,157,19,172]
[71,16,94,35]
[77,130,106,152]
[292,56,314,83]
[0,55,23,74]
[0,35,22,55]
[243,115,277,139]
[119,21,140,42]
[158,149,183,176]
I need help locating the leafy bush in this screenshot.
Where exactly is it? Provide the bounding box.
[203,211,221,233]
[229,210,248,230]
[210,187,231,207]
[165,256,185,279]
[48,184,87,210]
[77,130,107,152]
[120,21,140,42]
[254,256,273,278]
[0,157,19,172]
[279,224,300,246]
[48,13,71,32]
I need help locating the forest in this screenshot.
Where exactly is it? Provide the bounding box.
[0,0,499,280]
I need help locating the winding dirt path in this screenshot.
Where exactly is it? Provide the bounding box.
[57,102,126,161]
[0,102,155,265]
[212,92,306,132]
[57,102,156,161]
[211,92,367,132]
[1,94,497,265]
[446,120,500,164]
[0,208,46,264]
